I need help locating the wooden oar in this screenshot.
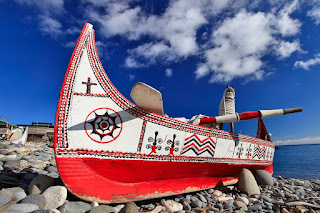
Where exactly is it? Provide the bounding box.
[199,107,302,125]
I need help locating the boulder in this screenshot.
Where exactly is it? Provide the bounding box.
[253,170,273,186]
[238,168,260,196]
[6,203,39,213]
[59,201,92,213]
[162,200,183,212]
[42,186,67,210]
[119,202,138,213]
[21,194,47,209]
[89,205,117,213]
[29,175,54,194]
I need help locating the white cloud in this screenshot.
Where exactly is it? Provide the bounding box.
[196,10,272,83]
[125,42,175,67]
[276,40,301,58]
[38,15,63,38]
[87,0,213,66]
[294,54,320,70]
[14,0,78,41]
[274,137,320,146]
[165,68,173,77]
[307,0,320,25]
[125,57,145,68]
[195,5,301,83]
[14,0,64,15]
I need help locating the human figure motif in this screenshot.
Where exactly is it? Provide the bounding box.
[246,144,252,159]
[165,134,179,156]
[146,131,162,154]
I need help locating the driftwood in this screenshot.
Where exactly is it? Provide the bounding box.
[0,197,18,211]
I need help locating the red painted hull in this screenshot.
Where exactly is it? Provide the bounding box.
[56,156,272,203]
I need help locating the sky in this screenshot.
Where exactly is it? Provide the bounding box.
[0,0,320,144]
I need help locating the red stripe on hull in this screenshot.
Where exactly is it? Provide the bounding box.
[56,157,273,203]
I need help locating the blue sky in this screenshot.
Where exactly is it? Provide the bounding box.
[0,0,320,143]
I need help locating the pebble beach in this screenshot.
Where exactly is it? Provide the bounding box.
[0,141,320,213]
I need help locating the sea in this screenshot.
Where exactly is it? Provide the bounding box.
[273,144,320,180]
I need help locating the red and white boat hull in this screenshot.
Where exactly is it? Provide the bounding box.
[54,23,275,203]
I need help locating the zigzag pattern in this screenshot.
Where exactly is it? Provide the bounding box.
[252,145,266,159]
[181,134,216,157]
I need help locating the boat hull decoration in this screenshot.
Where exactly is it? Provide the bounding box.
[54,23,275,203]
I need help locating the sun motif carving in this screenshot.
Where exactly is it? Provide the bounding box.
[85,108,122,143]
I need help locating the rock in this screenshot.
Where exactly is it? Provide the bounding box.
[253,170,274,186]
[0,189,13,198]
[197,194,207,203]
[190,197,202,208]
[260,195,272,203]
[282,208,290,213]
[0,154,20,162]
[234,201,248,211]
[212,190,222,197]
[0,195,11,207]
[21,194,47,209]
[218,196,234,203]
[29,175,55,194]
[147,205,166,213]
[208,189,214,194]
[58,201,92,213]
[42,186,67,210]
[119,202,138,213]
[248,204,263,211]
[181,200,191,211]
[162,200,183,212]
[89,205,117,213]
[236,196,249,205]
[22,173,37,181]
[238,168,260,196]
[0,149,9,155]
[114,204,125,212]
[45,166,58,173]
[13,191,27,201]
[20,160,30,168]
[4,160,21,170]
[6,187,25,194]
[6,203,39,212]
[91,202,99,208]
[16,148,30,156]
[30,210,55,213]
[248,197,259,203]
[32,161,48,169]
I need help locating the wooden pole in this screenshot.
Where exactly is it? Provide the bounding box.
[230,122,234,133]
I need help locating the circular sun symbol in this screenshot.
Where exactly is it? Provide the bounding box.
[84,108,122,143]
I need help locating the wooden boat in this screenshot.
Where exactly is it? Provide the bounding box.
[54,23,301,203]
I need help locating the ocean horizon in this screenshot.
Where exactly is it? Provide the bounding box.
[273,144,320,180]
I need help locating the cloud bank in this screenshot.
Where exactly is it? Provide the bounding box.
[274,137,320,146]
[11,0,319,83]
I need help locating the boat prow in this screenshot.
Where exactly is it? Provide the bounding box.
[54,23,275,203]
